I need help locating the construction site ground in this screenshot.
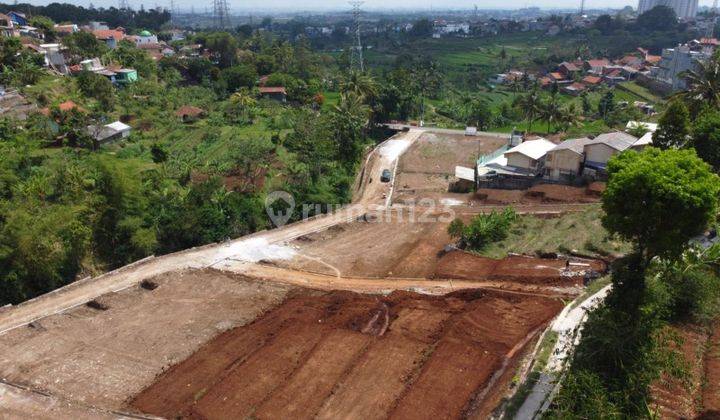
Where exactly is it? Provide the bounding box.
[0,128,608,419]
[392,132,507,205]
[130,287,564,419]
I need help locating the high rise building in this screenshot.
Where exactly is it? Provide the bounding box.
[637,0,697,19]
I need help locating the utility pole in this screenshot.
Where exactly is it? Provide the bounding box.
[213,0,230,29]
[349,1,364,72]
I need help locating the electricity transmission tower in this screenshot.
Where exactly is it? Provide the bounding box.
[349,1,364,72]
[707,0,718,38]
[119,0,131,10]
[170,0,180,27]
[213,0,230,29]
[579,0,586,15]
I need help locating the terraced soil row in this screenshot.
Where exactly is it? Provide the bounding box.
[130,288,564,419]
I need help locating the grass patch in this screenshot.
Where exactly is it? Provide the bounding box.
[570,276,612,310]
[480,205,631,258]
[502,370,542,419]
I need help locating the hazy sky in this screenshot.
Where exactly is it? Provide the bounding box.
[20,0,716,12]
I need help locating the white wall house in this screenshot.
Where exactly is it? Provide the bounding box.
[583,132,638,170]
[544,137,592,181]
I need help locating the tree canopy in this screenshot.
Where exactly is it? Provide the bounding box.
[602,147,720,262]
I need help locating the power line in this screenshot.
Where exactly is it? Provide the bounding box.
[213,0,230,29]
[349,0,364,72]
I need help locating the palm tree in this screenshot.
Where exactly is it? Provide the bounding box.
[339,70,379,102]
[557,103,582,133]
[514,89,543,132]
[675,53,720,113]
[541,95,563,133]
[332,92,371,162]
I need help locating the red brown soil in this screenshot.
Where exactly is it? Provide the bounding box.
[701,322,720,417]
[475,183,605,205]
[129,288,564,419]
[650,324,707,419]
[434,250,606,286]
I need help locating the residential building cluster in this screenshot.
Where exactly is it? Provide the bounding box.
[471,124,654,187]
[492,49,662,101]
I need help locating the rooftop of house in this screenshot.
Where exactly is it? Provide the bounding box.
[582,75,602,84]
[585,58,610,67]
[549,137,593,155]
[626,121,658,133]
[587,131,638,151]
[504,138,557,161]
[91,29,125,41]
[259,86,287,94]
[565,82,586,91]
[175,105,205,118]
[559,61,580,71]
[633,132,654,148]
[106,121,131,132]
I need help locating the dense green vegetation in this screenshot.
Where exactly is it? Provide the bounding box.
[478,205,631,259]
[0,25,389,305]
[0,2,170,32]
[448,208,517,251]
[549,147,720,417]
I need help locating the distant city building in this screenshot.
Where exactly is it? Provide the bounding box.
[637,0,697,19]
[651,44,709,90]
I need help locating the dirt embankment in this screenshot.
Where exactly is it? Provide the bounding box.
[434,250,606,286]
[129,288,564,419]
[476,183,605,205]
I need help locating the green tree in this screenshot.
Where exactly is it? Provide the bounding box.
[409,18,433,37]
[218,64,258,95]
[330,92,370,163]
[29,15,57,42]
[447,208,517,251]
[339,70,379,102]
[602,147,720,266]
[76,70,115,111]
[104,39,154,77]
[63,31,108,62]
[200,32,238,68]
[690,110,720,170]
[598,90,615,119]
[637,6,677,31]
[653,100,690,149]
[677,51,720,113]
[514,89,543,132]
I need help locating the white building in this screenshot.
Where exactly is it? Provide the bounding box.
[651,44,709,90]
[637,0,697,19]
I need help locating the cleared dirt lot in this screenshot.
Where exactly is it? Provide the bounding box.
[130,288,564,419]
[393,132,506,204]
[0,270,293,410]
[279,212,604,288]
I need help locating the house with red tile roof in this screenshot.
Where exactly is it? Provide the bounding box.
[582,75,603,87]
[562,82,586,96]
[583,58,610,74]
[259,87,287,102]
[91,28,126,49]
[558,61,581,77]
